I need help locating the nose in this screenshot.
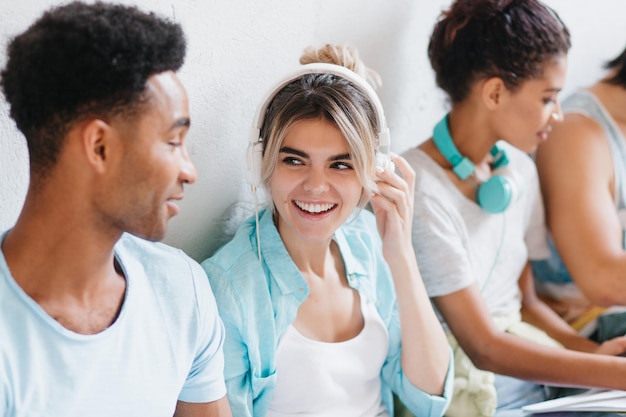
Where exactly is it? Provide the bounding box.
[180,146,198,185]
[302,167,329,195]
[551,102,564,123]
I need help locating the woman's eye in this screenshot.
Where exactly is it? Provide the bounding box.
[332,161,353,170]
[282,157,303,166]
[543,97,556,105]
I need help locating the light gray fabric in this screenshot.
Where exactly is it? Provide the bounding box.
[402,142,549,327]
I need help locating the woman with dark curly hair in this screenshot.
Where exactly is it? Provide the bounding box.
[402,1,626,416]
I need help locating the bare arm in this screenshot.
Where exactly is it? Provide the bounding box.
[536,112,626,306]
[435,281,626,389]
[518,261,600,352]
[519,261,626,355]
[174,396,232,417]
[370,154,450,396]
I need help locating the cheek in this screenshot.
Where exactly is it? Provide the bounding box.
[268,174,290,202]
[340,176,364,202]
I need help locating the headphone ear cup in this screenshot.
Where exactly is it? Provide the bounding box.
[245,141,263,188]
[375,151,394,172]
[475,166,522,213]
[476,175,513,214]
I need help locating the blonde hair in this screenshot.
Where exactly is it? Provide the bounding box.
[259,44,382,206]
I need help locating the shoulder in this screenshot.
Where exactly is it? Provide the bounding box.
[537,89,610,165]
[200,215,267,314]
[201,214,260,279]
[543,113,606,156]
[117,233,202,277]
[116,233,211,301]
[535,109,612,187]
[116,235,222,340]
[402,146,434,181]
[402,146,450,199]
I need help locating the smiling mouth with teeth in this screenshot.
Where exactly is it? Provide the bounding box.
[294,200,337,214]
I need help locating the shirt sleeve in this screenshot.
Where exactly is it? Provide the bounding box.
[177,257,228,403]
[412,193,474,297]
[523,163,551,260]
[383,346,455,417]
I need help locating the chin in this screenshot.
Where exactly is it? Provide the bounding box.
[127,223,168,242]
[527,143,540,154]
[513,140,539,154]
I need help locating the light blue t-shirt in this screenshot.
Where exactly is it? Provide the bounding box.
[202,207,454,417]
[0,232,227,417]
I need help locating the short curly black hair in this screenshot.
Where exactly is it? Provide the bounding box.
[0,1,186,174]
[428,0,571,105]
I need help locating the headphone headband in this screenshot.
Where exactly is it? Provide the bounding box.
[248,62,390,153]
[432,114,475,180]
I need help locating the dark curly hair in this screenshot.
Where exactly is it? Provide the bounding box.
[604,46,626,89]
[428,0,571,105]
[0,1,186,175]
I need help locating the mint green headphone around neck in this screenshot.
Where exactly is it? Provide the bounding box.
[432,113,521,213]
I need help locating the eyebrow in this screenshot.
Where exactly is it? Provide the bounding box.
[279,146,351,161]
[543,87,562,93]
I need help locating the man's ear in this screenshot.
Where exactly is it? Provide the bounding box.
[481,77,506,110]
[82,119,113,173]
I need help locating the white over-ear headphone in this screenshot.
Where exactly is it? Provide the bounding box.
[244,62,392,189]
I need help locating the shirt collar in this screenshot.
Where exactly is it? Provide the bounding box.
[257,208,368,295]
[257,208,307,296]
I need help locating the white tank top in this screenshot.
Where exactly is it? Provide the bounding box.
[266,297,390,417]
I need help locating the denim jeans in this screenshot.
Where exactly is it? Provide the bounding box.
[494,374,548,416]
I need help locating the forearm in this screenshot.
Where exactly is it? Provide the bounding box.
[388,250,450,396]
[480,332,626,390]
[438,284,626,393]
[520,261,599,352]
[521,294,599,353]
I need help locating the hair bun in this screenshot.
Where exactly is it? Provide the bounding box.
[299,44,381,89]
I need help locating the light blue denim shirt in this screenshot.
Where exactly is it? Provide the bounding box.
[202,207,453,417]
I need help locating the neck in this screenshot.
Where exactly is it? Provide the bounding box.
[276,223,336,277]
[445,107,499,166]
[2,182,122,298]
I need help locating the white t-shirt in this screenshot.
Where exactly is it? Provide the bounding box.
[0,232,227,417]
[402,143,549,328]
[266,296,389,417]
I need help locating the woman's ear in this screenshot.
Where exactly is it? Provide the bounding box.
[481,77,506,110]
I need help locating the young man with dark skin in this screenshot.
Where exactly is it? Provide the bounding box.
[0,2,232,416]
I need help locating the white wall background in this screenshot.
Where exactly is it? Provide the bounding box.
[1,0,624,262]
